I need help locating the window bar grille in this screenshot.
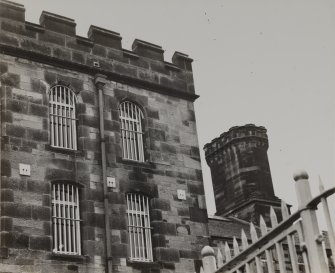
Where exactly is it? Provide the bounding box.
[119,102,144,162]
[52,183,81,255]
[49,85,77,150]
[126,193,152,262]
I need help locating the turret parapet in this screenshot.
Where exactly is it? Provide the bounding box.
[0,0,197,100]
[204,124,268,158]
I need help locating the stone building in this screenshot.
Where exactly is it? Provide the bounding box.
[0,1,208,273]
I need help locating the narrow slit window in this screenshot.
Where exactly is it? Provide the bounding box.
[119,101,144,162]
[49,85,77,150]
[52,183,81,255]
[126,193,153,262]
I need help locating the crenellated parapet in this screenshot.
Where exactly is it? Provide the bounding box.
[0,0,196,100]
[204,124,268,164]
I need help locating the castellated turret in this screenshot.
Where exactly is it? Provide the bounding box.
[204,124,282,223]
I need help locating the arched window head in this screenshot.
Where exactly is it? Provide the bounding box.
[119,101,144,162]
[126,193,153,262]
[52,182,81,255]
[49,85,77,150]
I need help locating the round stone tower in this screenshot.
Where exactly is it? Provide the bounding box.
[204,124,281,222]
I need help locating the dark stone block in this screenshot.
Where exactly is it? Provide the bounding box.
[152,234,166,247]
[1,73,20,88]
[0,247,9,258]
[177,207,189,217]
[110,214,127,230]
[92,45,107,57]
[120,181,158,198]
[44,71,57,85]
[16,258,34,265]
[81,115,99,128]
[39,32,65,46]
[1,217,13,231]
[30,235,51,251]
[68,265,78,271]
[0,33,19,46]
[108,192,125,204]
[82,226,95,240]
[149,129,165,141]
[128,169,147,182]
[1,21,36,38]
[113,63,137,78]
[0,62,8,75]
[32,206,51,221]
[1,159,11,177]
[150,209,162,221]
[150,198,170,211]
[72,51,85,64]
[160,143,177,154]
[44,222,52,236]
[188,183,204,195]
[21,40,51,55]
[152,222,176,236]
[27,180,50,194]
[2,232,29,249]
[26,128,48,142]
[189,207,208,223]
[67,40,92,53]
[111,243,128,258]
[29,103,48,117]
[1,189,13,202]
[129,57,150,69]
[45,168,75,181]
[155,247,180,262]
[53,47,71,60]
[82,138,100,151]
[150,62,170,76]
[159,76,187,91]
[80,91,95,105]
[179,250,198,259]
[83,213,105,228]
[104,120,120,131]
[132,39,164,61]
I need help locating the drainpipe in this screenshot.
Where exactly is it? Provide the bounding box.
[94,74,112,273]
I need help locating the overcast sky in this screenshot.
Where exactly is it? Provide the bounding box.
[15,0,335,215]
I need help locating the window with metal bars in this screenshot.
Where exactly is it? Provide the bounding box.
[119,101,144,162]
[49,85,77,150]
[52,183,81,255]
[126,193,153,262]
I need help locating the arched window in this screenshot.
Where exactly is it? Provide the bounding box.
[126,193,153,262]
[49,85,77,150]
[52,182,81,255]
[119,101,144,161]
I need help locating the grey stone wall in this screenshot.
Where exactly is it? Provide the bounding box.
[0,1,208,272]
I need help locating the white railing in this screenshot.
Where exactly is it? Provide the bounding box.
[201,170,335,273]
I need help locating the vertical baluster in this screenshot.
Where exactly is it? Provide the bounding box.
[62,184,67,252]
[138,108,144,161]
[139,195,145,259]
[129,103,134,160]
[295,221,311,273]
[67,184,71,253]
[241,229,248,250]
[233,237,240,256]
[72,91,77,150]
[225,242,232,261]
[55,87,59,146]
[275,241,287,273]
[71,185,76,253]
[146,197,153,260]
[52,185,57,252]
[249,223,263,273]
[319,176,335,260]
[76,186,81,255]
[133,106,138,160]
[127,195,133,260]
[270,206,278,228]
[59,87,64,147]
[217,248,224,268]
[260,216,275,273]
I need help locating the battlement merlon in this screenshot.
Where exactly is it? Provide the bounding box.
[0,0,197,101]
[204,124,269,159]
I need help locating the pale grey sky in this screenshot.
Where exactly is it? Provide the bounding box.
[15,0,335,215]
